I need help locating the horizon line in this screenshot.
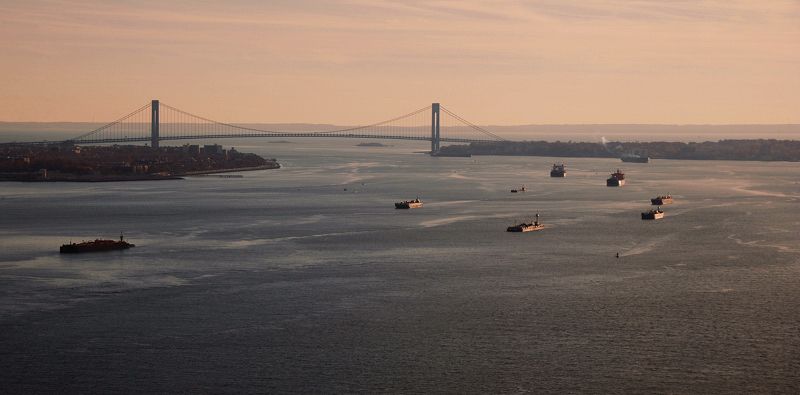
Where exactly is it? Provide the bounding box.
[1,121,798,127]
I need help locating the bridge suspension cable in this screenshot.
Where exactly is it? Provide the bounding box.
[158,103,281,136]
[440,106,507,142]
[62,101,507,147]
[314,105,432,136]
[70,103,152,143]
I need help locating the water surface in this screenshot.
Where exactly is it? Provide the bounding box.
[1,139,798,393]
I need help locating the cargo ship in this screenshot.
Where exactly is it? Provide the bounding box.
[606,169,626,186]
[395,198,423,209]
[550,163,566,177]
[60,232,135,253]
[641,207,664,220]
[507,213,544,232]
[620,150,650,163]
[651,195,673,205]
[511,185,527,193]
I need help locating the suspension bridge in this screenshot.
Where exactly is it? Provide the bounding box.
[54,100,506,152]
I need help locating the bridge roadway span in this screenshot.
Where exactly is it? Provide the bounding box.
[70,133,495,145]
[6,102,506,149]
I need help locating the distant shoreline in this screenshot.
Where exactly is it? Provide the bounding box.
[0,144,280,182]
[176,164,280,176]
[1,165,279,182]
[438,139,800,162]
[2,123,798,145]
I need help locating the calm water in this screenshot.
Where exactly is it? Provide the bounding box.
[1,139,799,394]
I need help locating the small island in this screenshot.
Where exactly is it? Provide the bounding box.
[0,143,279,182]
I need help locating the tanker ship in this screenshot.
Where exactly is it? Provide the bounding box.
[620,149,650,163]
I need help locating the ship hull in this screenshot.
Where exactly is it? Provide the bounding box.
[641,212,664,220]
[550,164,566,177]
[506,225,543,232]
[607,178,625,186]
[621,157,650,163]
[651,198,673,205]
[395,202,423,209]
[60,241,134,253]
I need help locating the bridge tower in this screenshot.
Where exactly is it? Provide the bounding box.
[431,103,440,152]
[151,100,160,148]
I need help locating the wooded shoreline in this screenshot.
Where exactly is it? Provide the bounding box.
[0,144,279,182]
[439,139,800,162]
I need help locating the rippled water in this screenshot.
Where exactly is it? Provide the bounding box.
[1,139,798,393]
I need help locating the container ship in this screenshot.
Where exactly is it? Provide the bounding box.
[550,163,566,177]
[641,207,665,220]
[60,233,135,253]
[395,198,423,209]
[507,213,544,232]
[651,195,673,205]
[606,169,626,186]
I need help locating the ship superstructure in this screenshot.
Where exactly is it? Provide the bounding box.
[606,169,626,186]
[550,164,566,177]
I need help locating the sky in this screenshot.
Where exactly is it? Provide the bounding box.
[1,0,798,125]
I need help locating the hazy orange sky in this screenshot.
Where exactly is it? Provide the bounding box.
[1,0,798,125]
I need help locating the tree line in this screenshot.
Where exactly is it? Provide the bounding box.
[438,139,800,161]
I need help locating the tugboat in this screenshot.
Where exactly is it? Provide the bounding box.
[651,195,674,205]
[550,163,566,177]
[60,232,135,253]
[641,207,664,220]
[606,169,626,186]
[511,185,527,193]
[507,213,544,232]
[395,198,423,209]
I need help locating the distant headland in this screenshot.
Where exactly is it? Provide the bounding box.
[0,143,279,182]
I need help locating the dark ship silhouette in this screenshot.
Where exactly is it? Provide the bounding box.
[395,198,423,209]
[507,213,544,232]
[606,169,626,186]
[60,232,135,253]
[550,163,566,177]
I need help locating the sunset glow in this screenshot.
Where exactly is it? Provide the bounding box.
[1,0,798,125]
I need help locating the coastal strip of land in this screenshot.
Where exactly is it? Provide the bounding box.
[0,143,279,182]
[438,139,800,162]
